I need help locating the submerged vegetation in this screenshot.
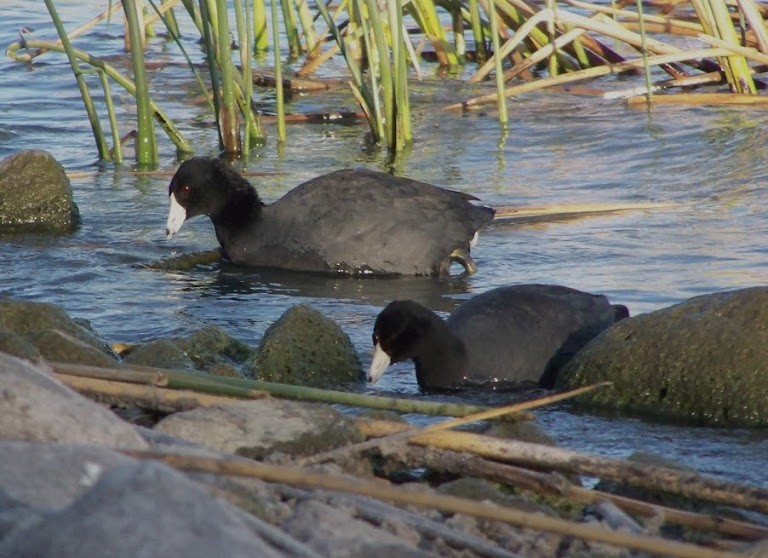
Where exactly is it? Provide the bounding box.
[6,0,768,163]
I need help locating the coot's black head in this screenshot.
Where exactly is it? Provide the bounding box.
[166,157,261,238]
[368,300,443,384]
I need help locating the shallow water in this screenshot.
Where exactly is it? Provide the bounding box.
[2,2,768,487]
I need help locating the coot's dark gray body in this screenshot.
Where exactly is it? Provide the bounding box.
[166,157,494,276]
[447,284,626,388]
[369,284,628,390]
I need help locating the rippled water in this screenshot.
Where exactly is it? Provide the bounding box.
[2,1,768,487]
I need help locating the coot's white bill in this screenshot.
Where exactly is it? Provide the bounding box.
[166,193,187,239]
[367,342,391,384]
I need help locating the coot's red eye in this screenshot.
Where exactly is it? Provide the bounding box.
[181,184,191,193]
[372,333,378,346]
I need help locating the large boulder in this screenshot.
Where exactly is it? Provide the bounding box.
[557,287,768,426]
[154,398,363,459]
[245,304,363,388]
[0,150,80,233]
[0,353,147,449]
[0,461,292,558]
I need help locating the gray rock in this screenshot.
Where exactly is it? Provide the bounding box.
[0,353,147,449]
[0,298,117,359]
[246,304,363,387]
[0,461,288,558]
[0,442,133,509]
[122,338,196,370]
[154,398,363,459]
[558,287,768,426]
[0,150,80,233]
[282,499,434,558]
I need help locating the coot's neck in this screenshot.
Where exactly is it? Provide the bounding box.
[209,171,265,246]
[413,321,470,390]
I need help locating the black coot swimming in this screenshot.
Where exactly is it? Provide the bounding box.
[368,284,629,390]
[165,157,495,276]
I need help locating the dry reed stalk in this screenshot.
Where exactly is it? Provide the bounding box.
[447,47,734,109]
[355,419,768,515]
[122,449,744,558]
[378,443,768,541]
[626,92,768,106]
[299,383,611,466]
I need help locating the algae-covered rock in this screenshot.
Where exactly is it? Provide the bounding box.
[246,304,363,387]
[172,326,254,376]
[0,331,41,363]
[0,299,118,361]
[558,287,768,426]
[0,150,80,233]
[122,339,196,370]
[32,329,118,367]
[154,398,363,459]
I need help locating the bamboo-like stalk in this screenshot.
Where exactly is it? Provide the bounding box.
[737,0,768,53]
[50,361,533,419]
[233,0,262,151]
[43,0,111,160]
[634,0,655,104]
[124,0,159,164]
[98,70,123,164]
[362,0,390,144]
[408,0,461,67]
[271,0,286,142]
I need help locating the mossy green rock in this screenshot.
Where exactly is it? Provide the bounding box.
[32,329,118,367]
[172,326,253,376]
[0,331,42,362]
[557,287,768,426]
[0,299,117,360]
[0,150,80,233]
[246,304,363,388]
[122,339,196,370]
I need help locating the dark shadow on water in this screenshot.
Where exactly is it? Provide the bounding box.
[183,262,478,311]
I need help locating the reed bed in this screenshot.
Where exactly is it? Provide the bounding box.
[6,0,768,162]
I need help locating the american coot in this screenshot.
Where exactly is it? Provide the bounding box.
[165,157,495,276]
[368,284,629,390]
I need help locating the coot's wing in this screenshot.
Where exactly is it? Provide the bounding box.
[447,285,617,385]
[267,169,494,275]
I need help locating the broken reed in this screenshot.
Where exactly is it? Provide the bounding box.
[16,0,768,162]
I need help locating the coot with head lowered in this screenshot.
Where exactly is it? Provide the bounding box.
[165,157,494,276]
[369,284,629,390]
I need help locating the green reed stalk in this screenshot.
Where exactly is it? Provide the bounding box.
[99,70,123,164]
[390,0,412,150]
[362,0,389,143]
[316,0,377,137]
[408,0,460,67]
[452,9,466,58]
[161,0,180,36]
[233,0,261,152]
[271,0,286,142]
[280,0,302,58]
[294,0,317,52]
[43,0,111,160]
[487,0,508,126]
[634,0,654,103]
[469,0,488,64]
[215,0,240,153]
[253,0,268,52]
[123,0,159,164]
